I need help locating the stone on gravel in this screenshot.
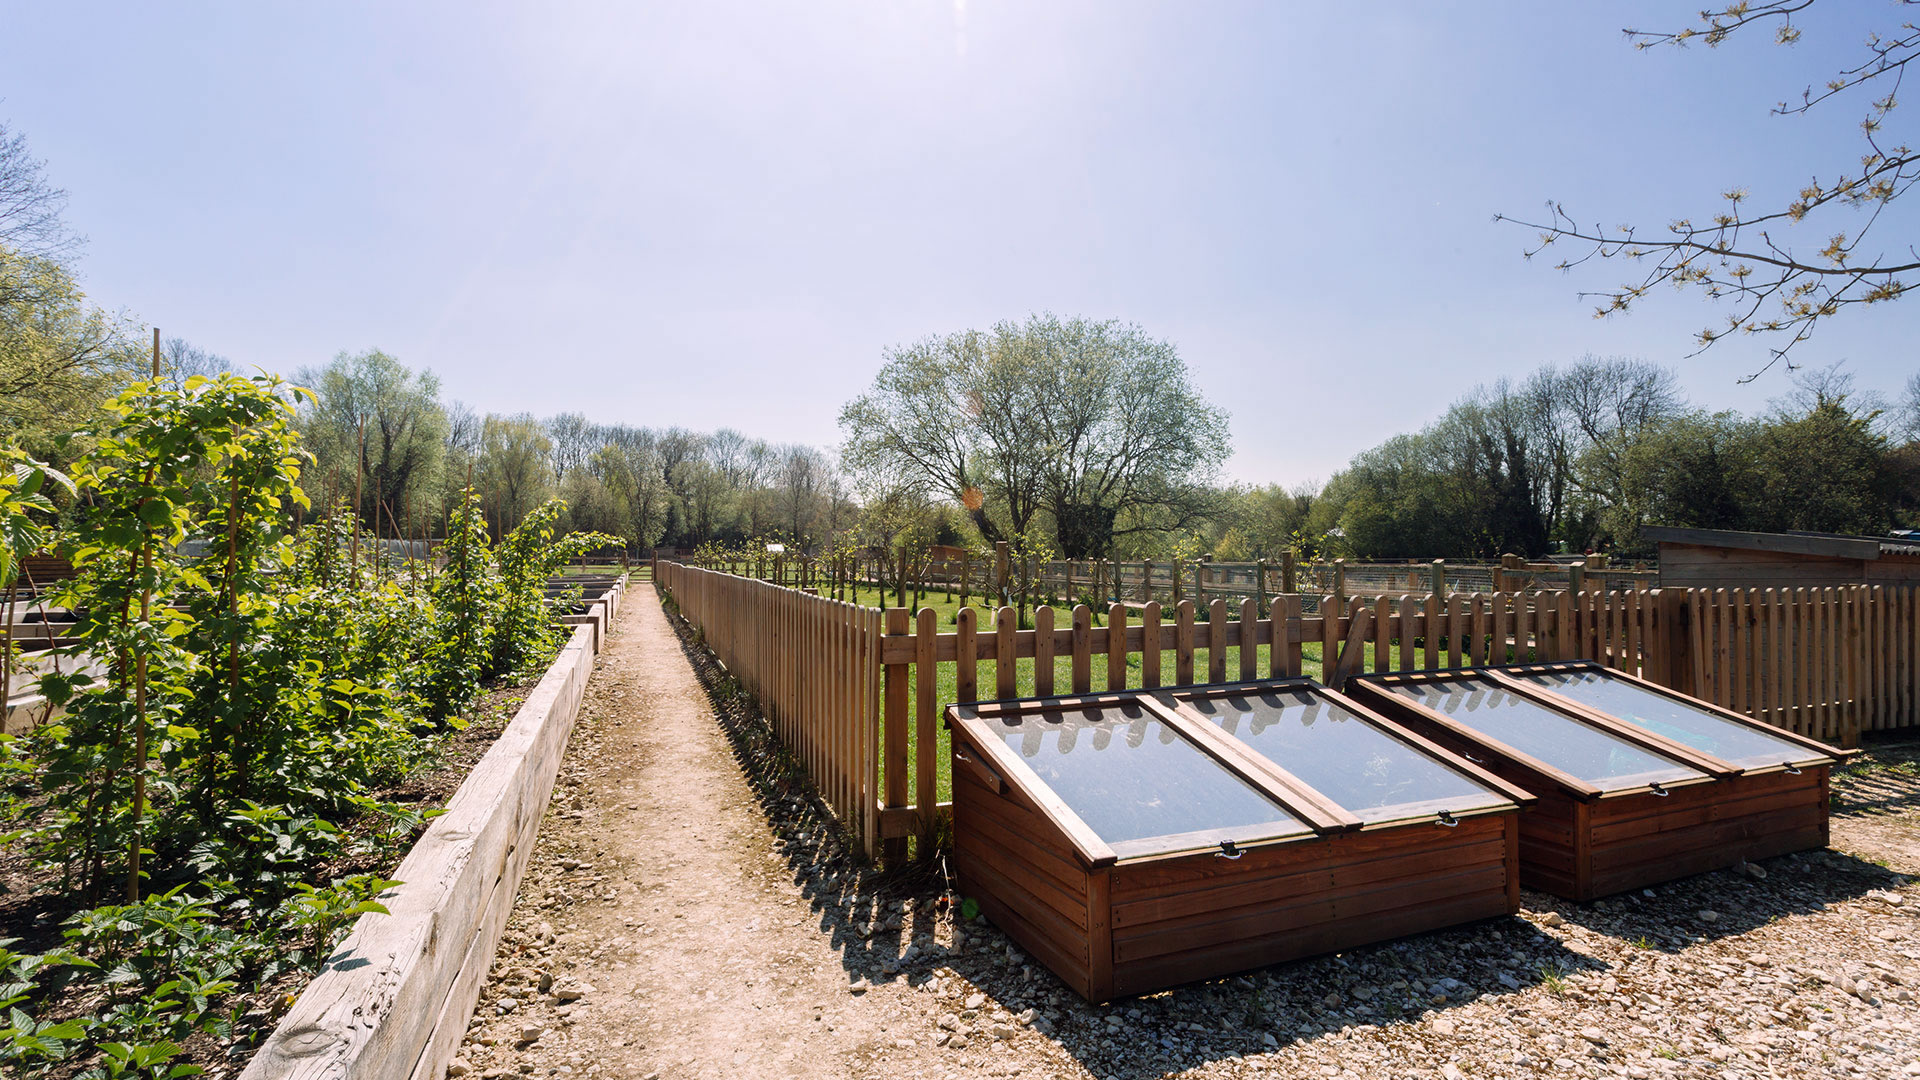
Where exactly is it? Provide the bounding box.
[446,1060,472,1078]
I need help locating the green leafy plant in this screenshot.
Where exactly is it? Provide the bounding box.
[0,940,94,1069]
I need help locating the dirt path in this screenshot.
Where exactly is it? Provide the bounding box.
[451,583,1088,1080]
[450,585,1920,1080]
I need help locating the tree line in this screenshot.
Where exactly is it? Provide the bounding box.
[1257,359,1920,562]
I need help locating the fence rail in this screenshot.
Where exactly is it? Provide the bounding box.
[657,559,1915,862]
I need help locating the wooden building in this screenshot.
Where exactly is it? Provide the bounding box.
[945,680,1529,1001]
[1644,526,1920,589]
[1348,662,1844,901]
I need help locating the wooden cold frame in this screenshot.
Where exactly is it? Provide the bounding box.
[1347,662,1847,902]
[946,680,1525,1002]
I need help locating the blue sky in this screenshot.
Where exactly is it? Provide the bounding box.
[4,2,1915,483]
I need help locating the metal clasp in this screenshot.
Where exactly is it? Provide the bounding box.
[1463,751,1486,765]
[954,749,975,765]
[1783,763,1802,775]
[1436,809,1459,828]
[1216,840,1244,860]
[1648,782,1670,797]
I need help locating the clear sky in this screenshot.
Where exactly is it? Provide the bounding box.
[4,2,1915,484]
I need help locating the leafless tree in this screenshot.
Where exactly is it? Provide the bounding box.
[544,411,596,481]
[158,337,233,389]
[0,119,78,261]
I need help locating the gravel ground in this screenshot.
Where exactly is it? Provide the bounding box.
[451,587,1920,1080]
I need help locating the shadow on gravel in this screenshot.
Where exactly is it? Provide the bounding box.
[1517,848,1897,957]
[1834,737,1920,817]
[660,595,1672,1078]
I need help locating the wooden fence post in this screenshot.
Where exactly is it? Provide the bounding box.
[1652,588,1690,695]
[1280,550,1296,595]
[914,607,938,854]
[1333,559,1347,607]
[882,608,910,866]
[1141,560,1154,604]
[1256,559,1269,617]
[1430,559,1445,598]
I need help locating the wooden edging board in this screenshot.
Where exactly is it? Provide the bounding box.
[241,612,604,1080]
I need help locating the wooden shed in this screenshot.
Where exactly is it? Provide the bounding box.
[1347,662,1845,901]
[945,680,1531,1002]
[1644,526,1920,589]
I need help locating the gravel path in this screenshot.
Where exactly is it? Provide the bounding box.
[452,585,1920,1080]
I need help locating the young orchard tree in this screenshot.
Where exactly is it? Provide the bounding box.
[1501,1,1920,378]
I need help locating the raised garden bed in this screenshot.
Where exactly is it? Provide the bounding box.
[240,577,621,1080]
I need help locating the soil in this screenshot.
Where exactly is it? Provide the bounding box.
[458,585,1920,1080]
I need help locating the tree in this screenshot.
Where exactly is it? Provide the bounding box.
[775,444,831,547]
[544,412,595,481]
[587,434,670,550]
[158,337,234,390]
[1502,2,1919,377]
[1607,411,1763,544]
[1752,383,1894,533]
[478,412,553,534]
[1313,357,1681,557]
[296,349,450,531]
[841,314,1231,558]
[0,247,142,458]
[1896,371,1920,443]
[0,119,78,264]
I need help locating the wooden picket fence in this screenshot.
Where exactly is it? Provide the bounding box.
[1687,585,1919,746]
[656,560,1917,861]
[657,560,882,848]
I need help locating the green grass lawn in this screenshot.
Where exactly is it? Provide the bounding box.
[834,582,1384,809]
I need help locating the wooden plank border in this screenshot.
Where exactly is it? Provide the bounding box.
[242,609,606,1080]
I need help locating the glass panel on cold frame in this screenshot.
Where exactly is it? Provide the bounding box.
[1386,676,1705,791]
[1516,668,1829,770]
[1182,688,1508,822]
[988,701,1311,857]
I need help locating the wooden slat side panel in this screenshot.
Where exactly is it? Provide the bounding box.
[956,854,1092,997]
[1111,872,1513,998]
[1114,860,1510,963]
[1112,817,1506,928]
[952,770,1092,907]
